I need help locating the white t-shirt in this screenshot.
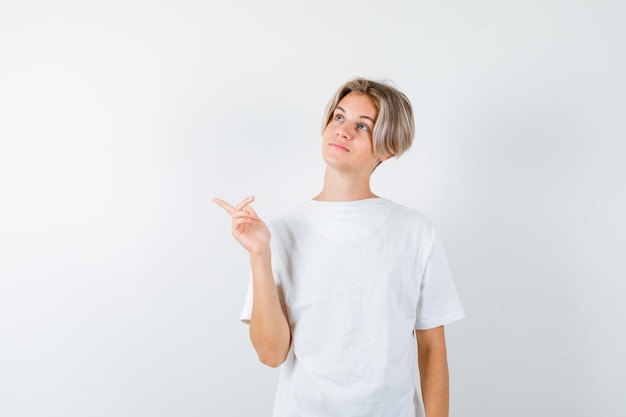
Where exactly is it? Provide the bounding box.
[241,198,464,417]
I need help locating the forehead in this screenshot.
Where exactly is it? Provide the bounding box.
[336,92,378,120]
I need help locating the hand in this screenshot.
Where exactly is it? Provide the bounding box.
[212,196,271,257]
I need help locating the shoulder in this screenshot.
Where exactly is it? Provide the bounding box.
[384,199,437,236]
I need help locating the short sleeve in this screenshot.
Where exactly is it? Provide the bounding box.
[240,272,254,324]
[414,232,465,330]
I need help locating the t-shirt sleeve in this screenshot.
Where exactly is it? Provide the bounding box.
[240,272,254,324]
[414,231,465,330]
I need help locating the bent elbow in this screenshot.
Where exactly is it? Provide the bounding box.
[250,326,291,368]
[253,335,289,367]
[257,350,287,368]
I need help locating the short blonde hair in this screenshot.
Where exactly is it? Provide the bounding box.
[322,78,415,158]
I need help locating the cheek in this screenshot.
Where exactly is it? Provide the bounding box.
[322,127,335,143]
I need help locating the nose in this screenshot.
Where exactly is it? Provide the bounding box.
[337,124,355,140]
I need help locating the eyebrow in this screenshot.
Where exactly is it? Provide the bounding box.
[335,106,376,124]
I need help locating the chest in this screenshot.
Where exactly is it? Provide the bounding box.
[275,230,423,333]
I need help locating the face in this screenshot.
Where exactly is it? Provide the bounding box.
[321,92,384,174]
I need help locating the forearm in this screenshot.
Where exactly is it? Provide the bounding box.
[249,251,291,367]
[417,335,449,417]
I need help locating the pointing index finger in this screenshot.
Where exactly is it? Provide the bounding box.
[212,196,255,215]
[212,197,236,214]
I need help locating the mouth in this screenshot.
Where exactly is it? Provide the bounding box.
[330,143,349,152]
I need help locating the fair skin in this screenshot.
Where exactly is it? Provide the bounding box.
[214,92,450,416]
[315,92,391,201]
[417,326,450,417]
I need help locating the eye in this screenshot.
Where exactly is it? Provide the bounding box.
[357,123,370,131]
[334,114,345,122]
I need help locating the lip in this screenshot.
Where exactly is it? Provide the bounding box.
[330,142,349,152]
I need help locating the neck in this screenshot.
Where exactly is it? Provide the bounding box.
[314,166,378,202]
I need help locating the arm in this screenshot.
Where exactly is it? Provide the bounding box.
[248,250,291,367]
[213,196,291,367]
[416,326,449,417]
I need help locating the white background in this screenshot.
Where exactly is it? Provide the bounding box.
[1,1,625,416]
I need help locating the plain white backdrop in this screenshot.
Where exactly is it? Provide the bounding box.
[1,1,625,416]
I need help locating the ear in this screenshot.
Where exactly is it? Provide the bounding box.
[372,154,394,172]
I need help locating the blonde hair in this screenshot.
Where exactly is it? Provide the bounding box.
[322,78,415,158]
